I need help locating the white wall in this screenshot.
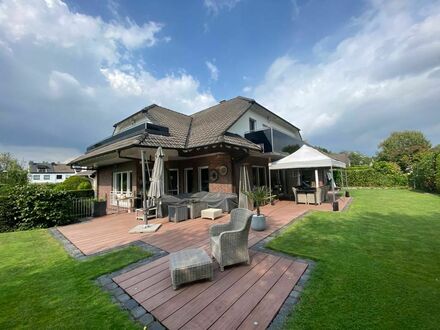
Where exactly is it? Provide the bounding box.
[227,107,301,139]
[29,173,73,184]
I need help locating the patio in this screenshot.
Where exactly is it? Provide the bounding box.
[58,199,350,329]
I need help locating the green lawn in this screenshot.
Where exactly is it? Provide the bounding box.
[268,189,440,329]
[0,229,151,329]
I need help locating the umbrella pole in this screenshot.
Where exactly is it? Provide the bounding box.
[268,159,272,204]
[141,150,147,225]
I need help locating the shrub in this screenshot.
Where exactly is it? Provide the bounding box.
[0,184,87,232]
[412,151,440,193]
[77,181,92,190]
[12,185,75,230]
[341,165,408,188]
[56,176,91,191]
[0,195,16,232]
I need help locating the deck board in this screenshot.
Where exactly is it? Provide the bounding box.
[57,199,350,329]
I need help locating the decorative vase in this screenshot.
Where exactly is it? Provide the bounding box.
[251,214,266,231]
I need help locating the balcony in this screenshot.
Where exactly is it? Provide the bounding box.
[244,128,303,154]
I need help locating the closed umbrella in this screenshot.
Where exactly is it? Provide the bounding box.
[130,147,164,233]
[147,147,165,218]
[238,165,253,210]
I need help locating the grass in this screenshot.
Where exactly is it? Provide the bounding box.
[0,229,151,329]
[267,189,440,329]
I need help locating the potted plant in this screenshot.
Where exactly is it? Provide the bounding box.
[244,186,269,231]
[93,198,107,217]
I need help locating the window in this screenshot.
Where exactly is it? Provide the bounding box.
[43,175,50,180]
[249,118,256,132]
[167,169,179,195]
[33,175,40,180]
[198,166,209,192]
[184,168,194,193]
[56,174,62,180]
[112,171,132,193]
[251,166,267,188]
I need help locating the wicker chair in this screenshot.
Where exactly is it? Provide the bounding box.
[209,208,254,271]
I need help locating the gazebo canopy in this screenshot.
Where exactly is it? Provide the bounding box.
[269,145,346,170]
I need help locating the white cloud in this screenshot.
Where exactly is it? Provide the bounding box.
[252,0,440,153]
[206,60,219,81]
[203,0,242,14]
[0,0,216,160]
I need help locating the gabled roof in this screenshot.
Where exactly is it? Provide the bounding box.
[186,96,254,148]
[29,162,75,173]
[70,96,300,166]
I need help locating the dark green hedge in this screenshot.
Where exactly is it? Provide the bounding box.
[0,185,94,232]
[337,165,408,188]
[411,151,440,193]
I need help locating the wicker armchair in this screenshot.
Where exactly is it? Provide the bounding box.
[209,208,254,271]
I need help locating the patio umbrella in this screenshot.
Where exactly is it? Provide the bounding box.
[238,165,253,210]
[129,147,164,234]
[147,147,165,218]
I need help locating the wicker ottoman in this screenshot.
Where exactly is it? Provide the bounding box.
[201,208,222,220]
[169,248,213,289]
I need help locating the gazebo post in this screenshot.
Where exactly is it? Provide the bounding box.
[330,165,338,211]
[268,159,272,204]
[314,169,319,188]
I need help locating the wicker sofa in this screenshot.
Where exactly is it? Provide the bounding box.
[209,208,254,271]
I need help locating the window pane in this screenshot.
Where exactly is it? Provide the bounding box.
[121,172,128,191]
[43,175,50,180]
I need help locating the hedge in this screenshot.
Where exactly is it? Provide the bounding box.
[411,151,440,193]
[337,166,408,188]
[0,185,94,232]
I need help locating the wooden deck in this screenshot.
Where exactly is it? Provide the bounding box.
[58,199,350,329]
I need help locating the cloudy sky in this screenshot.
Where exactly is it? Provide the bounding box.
[0,0,439,163]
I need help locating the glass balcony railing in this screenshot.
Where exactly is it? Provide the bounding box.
[245,128,303,153]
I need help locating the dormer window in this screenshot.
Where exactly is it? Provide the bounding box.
[249,118,256,132]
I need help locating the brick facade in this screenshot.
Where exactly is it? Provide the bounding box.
[96,152,270,208]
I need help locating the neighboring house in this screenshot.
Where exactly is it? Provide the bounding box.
[28,162,75,183]
[69,96,303,209]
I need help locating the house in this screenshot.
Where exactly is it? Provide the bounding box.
[69,96,303,210]
[28,162,75,183]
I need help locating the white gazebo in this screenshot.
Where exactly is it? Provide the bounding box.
[268,145,347,205]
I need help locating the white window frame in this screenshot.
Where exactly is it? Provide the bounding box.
[33,175,40,180]
[43,174,50,181]
[56,174,63,180]
[167,168,179,195]
[112,171,132,194]
[184,168,193,193]
[198,166,209,192]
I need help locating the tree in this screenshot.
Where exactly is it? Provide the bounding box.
[56,176,91,191]
[282,144,301,154]
[314,146,332,154]
[0,153,28,187]
[377,131,431,172]
[346,151,372,166]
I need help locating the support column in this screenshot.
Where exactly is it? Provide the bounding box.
[315,169,319,188]
[268,158,272,204]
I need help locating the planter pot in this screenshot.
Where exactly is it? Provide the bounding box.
[251,214,266,231]
[332,201,339,212]
[93,201,107,217]
[345,191,350,198]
